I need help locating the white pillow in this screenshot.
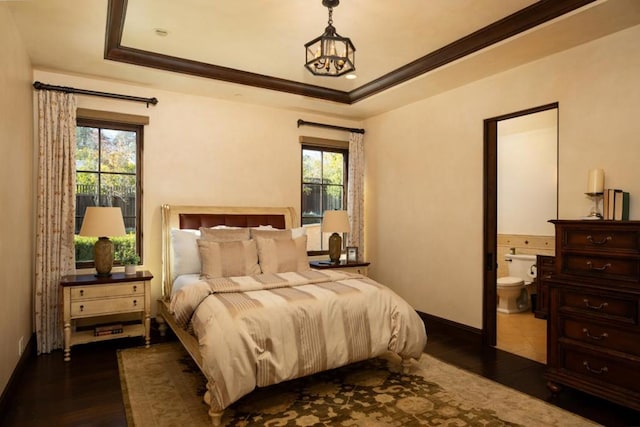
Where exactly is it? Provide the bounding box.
[210,225,274,230]
[171,229,201,278]
[255,225,275,230]
[291,227,306,238]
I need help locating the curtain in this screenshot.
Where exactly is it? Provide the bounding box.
[34,90,77,354]
[347,132,364,261]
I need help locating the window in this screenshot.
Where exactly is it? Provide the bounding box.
[75,117,143,268]
[301,145,348,253]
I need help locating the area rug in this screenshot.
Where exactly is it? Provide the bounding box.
[118,342,597,427]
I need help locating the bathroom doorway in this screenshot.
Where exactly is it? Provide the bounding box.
[482,103,559,362]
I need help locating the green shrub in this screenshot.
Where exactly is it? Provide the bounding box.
[74,234,136,264]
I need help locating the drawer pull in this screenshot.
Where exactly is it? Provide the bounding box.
[586,261,611,271]
[582,328,608,341]
[586,235,612,245]
[583,361,608,375]
[583,299,608,310]
[133,300,137,307]
[133,285,137,292]
[80,305,84,312]
[80,290,84,297]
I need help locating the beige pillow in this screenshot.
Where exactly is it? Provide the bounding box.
[197,239,261,278]
[199,227,250,242]
[250,228,292,240]
[255,235,310,274]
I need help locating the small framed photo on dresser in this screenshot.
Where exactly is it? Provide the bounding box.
[346,246,358,263]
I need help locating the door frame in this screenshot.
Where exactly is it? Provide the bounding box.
[482,102,559,347]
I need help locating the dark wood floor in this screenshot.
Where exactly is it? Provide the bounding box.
[2,324,640,427]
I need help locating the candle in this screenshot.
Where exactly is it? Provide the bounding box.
[587,168,604,194]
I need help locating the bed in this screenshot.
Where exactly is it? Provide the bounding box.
[156,204,427,426]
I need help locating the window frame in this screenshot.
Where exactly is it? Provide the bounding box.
[301,144,349,256]
[75,117,144,269]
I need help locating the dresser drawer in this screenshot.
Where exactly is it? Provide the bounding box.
[562,254,640,282]
[560,346,640,393]
[70,283,144,300]
[561,227,640,253]
[71,296,144,317]
[561,317,640,356]
[558,289,637,324]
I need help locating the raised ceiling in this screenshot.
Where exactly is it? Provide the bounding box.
[8,0,640,119]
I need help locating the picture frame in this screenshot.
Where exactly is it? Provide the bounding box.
[346,246,358,263]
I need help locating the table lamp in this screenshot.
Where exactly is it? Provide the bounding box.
[322,210,350,263]
[79,207,127,276]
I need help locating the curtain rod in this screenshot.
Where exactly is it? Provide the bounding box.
[32,81,158,107]
[297,119,365,134]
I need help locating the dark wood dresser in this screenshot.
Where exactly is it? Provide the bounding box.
[546,220,640,411]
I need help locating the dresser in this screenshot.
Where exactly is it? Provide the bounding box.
[60,271,153,362]
[546,220,640,411]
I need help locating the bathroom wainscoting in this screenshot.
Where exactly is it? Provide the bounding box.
[497,234,554,279]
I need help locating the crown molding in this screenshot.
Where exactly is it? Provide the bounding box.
[105,0,595,105]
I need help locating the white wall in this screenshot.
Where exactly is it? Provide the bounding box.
[498,110,557,236]
[0,4,34,395]
[33,69,362,309]
[364,25,640,328]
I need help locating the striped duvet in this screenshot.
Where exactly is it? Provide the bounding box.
[170,269,427,413]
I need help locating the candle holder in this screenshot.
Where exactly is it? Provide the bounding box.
[584,192,604,220]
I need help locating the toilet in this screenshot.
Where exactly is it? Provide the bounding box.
[497,253,537,314]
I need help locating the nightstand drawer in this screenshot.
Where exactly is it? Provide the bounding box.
[562,254,639,282]
[561,317,640,356]
[71,296,144,317]
[70,283,144,300]
[335,266,368,275]
[562,228,640,253]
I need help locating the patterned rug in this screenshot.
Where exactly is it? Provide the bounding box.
[118,341,596,427]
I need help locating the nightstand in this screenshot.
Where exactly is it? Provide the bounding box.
[309,260,370,276]
[60,270,153,362]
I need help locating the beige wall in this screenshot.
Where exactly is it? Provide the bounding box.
[0,5,34,395]
[33,69,362,309]
[364,25,640,328]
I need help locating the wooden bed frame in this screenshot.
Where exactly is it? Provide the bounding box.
[156,204,297,426]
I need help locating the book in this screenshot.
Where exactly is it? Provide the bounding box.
[95,328,123,336]
[606,188,618,220]
[603,188,610,219]
[94,323,123,336]
[614,191,630,221]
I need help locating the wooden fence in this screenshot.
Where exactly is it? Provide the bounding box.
[75,184,136,233]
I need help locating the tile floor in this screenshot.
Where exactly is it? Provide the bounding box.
[496,309,547,363]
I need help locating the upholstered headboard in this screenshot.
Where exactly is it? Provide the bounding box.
[160,204,297,298]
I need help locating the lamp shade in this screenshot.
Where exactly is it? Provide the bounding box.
[79,207,126,237]
[322,210,350,233]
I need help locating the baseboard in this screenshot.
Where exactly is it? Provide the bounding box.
[417,311,482,346]
[0,333,36,415]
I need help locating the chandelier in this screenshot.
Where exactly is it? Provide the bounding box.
[304,0,355,77]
